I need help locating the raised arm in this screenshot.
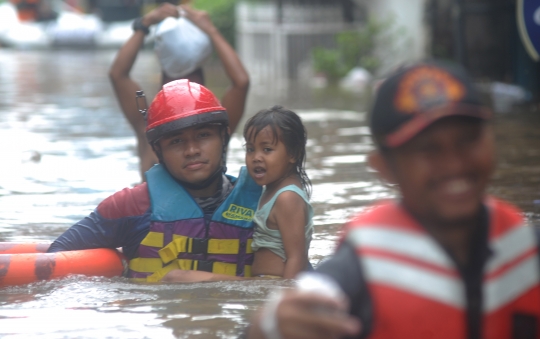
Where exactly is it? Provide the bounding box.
[108,3,179,177]
[182,5,250,135]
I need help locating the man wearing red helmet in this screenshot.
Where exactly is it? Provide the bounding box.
[48,80,262,282]
[243,61,540,339]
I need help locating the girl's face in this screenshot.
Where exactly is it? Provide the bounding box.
[245,126,296,188]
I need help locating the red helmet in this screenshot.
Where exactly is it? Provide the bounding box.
[145,79,228,144]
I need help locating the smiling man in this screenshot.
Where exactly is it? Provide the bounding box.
[244,61,540,339]
[48,80,261,282]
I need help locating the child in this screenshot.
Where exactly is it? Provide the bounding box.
[161,105,313,282]
[244,105,313,279]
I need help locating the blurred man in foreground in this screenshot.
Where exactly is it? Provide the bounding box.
[244,61,540,339]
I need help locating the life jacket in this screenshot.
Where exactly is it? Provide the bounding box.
[344,198,540,339]
[128,164,262,282]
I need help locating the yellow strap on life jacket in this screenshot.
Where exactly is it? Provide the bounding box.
[140,231,164,248]
[146,261,182,283]
[244,264,252,278]
[129,257,163,273]
[139,258,253,282]
[158,236,248,264]
[246,239,253,254]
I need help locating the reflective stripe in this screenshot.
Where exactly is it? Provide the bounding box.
[159,236,243,263]
[347,227,454,269]
[361,256,465,309]
[484,254,540,312]
[140,232,164,248]
[129,257,163,273]
[350,224,540,311]
[486,225,536,274]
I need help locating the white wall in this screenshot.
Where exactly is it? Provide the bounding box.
[356,0,429,75]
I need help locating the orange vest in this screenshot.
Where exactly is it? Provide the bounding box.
[344,198,540,339]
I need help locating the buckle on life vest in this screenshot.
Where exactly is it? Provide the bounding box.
[158,236,253,264]
[191,238,209,254]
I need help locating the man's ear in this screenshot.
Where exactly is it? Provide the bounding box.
[221,126,231,144]
[368,150,398,185]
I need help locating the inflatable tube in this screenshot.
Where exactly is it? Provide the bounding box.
[0,243,127,287]
[0,242,51,255]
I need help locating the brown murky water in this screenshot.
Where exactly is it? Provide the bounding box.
[0,49,538,338]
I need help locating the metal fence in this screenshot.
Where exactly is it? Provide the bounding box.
[236,0,362,90]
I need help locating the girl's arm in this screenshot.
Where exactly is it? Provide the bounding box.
[161,269,244,283]
[182,5,250,135]
[272,191,309,279]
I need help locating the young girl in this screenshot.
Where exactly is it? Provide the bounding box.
[244,105,313,279]
[161,105,313,282]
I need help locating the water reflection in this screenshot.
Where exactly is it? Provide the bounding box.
[0,49,539,338]
[1,276,293,339]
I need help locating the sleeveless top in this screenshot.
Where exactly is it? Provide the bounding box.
[251,185,313,261]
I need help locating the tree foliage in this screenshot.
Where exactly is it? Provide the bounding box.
[192,0,238,47]
[312,18,394,82]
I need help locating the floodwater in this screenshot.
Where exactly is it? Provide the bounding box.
[0,49,539,338]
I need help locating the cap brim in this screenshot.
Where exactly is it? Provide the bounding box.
[384,103,492,148]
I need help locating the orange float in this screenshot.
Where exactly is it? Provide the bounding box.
[0,243,127,287]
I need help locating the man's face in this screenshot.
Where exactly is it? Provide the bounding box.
[382,117,496,226]
[157,124,224,184]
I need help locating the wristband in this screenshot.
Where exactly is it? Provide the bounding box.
[132,17,150,35]
[259,291,284,339]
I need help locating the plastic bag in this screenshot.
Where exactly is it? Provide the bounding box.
[154,16,212,79]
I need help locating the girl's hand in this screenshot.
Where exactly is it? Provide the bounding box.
[161,269,207,283]
[161,269,243,283]
[180,5,217,36]
[142,3,179,27]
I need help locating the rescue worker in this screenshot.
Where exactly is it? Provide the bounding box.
[48,80,262,282]
[109,2,250,181]
[243,60,540,339]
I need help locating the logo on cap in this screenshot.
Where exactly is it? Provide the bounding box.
[394,66,465,115]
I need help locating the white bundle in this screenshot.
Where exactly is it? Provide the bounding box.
[154,15,213,79]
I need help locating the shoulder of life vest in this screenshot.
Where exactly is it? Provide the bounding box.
[146,164,262,227]
[344,197,540,339]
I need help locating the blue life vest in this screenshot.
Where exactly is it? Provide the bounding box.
[128,164,262,282]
